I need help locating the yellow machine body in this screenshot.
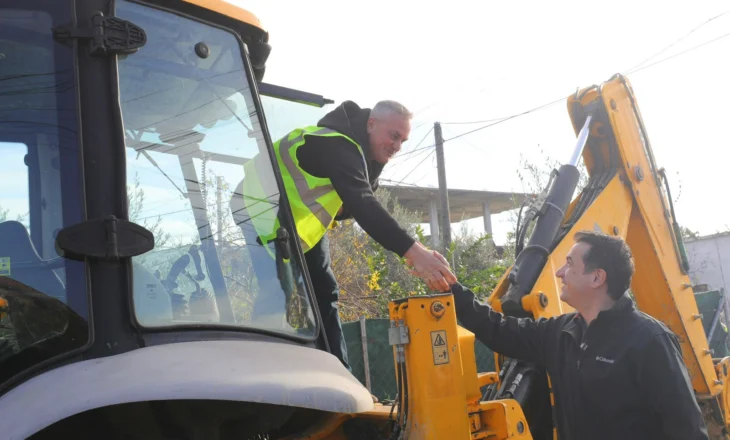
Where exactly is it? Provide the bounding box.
[487,77,720,399]
[283,74,730,438]
[37,0,727,436]
[281,294,531,440]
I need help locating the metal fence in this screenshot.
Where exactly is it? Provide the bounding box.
[342,317,496,401]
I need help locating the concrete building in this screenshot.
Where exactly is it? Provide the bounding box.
[380,184,531,247]
[686,232,730,293]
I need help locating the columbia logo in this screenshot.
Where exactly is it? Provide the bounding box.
[596,356,615,364]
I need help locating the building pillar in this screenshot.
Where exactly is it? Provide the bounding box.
[430,199,440,248]
[483,202,493,236]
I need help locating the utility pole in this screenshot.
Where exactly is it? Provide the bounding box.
[434,122,452,252]
[216,176,224,244]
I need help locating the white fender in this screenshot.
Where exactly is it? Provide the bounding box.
[0,339,373,439]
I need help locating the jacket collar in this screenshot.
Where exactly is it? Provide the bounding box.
[562,293,635,343]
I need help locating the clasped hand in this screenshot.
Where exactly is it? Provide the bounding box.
[403,242,457,292]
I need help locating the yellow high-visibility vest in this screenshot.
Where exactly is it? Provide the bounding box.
[242,126,367,254]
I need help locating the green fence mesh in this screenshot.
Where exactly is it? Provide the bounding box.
[342,318,496,401]
[342,290,730,400]
[695,289,730,358]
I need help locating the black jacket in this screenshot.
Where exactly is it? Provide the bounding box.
[451,283,709,440]
[296,101,415,257]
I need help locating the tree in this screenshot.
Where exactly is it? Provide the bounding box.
[680,226,700,241]
[0,204,28,227]
[127,174,173,249]
[328,188,429,321]
[328,188,516,320]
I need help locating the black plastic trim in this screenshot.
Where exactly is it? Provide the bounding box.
[139,0,269,80]
[76,0,141,360]
[56,216,155,260]
[0,0,95,398]
[259,82,335,108]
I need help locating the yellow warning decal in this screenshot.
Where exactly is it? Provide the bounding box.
[431,330,449,365]
[0,257,10,277]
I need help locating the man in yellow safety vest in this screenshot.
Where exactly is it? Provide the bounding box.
[238,100,456,370]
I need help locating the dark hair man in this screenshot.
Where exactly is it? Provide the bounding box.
[450,230,708,439]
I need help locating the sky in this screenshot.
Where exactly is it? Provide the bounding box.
[226,0,730,245]
[2,1,729,250]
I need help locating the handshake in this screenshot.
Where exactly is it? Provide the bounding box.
[403,242,458,292]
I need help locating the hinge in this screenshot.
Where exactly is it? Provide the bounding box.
[53,12,146,56]
[55,216,155,261]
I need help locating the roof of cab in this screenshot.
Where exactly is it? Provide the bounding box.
[182,0,266,33]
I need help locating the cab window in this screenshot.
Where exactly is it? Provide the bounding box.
[116,0,318,338]
[0,2,89,384]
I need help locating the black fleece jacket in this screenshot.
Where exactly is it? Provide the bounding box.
[296,101,415,257]
[451,283,709,440]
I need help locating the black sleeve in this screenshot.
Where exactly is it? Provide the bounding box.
[334,178,380,222]
[638,332,709,439]
[452,283,554,367]
[297,137,415,257]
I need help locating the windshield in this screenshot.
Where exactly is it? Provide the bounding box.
[116,0,317,338]
[0,2,89,383]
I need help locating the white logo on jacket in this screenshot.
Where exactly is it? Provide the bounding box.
[596,356,615,364]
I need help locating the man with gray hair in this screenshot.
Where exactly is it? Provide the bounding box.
[242,99,457,371]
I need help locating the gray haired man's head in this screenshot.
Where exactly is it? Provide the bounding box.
[367,100,412,164]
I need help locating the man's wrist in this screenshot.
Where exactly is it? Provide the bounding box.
[399,239,419,259]
[450,283,476,311]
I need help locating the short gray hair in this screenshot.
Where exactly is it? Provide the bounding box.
[371,100,413,120]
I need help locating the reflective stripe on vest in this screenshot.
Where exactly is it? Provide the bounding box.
[244,126,367,254]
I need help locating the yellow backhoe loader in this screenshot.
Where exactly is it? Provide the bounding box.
[0,1,727,439]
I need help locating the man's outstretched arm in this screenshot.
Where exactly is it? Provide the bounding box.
[298,138,455,290]
[451,283,555,367]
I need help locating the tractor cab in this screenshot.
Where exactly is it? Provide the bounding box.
[0,1,371,438]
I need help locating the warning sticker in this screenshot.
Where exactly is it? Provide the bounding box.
[431,330,449,365]
[0,258,10,277]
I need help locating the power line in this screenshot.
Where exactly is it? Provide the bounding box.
[440,117,506,125]
[625,10,730,74]
[441,126,490,157]
[394,126,433,159]
[627,30,730,75]
[410,119,434,131]
[390,142,434,170]
[389,149,436,188]
[396,12,730,164]
[379,178,422,187]
[399,94,566,157]
[443,98,564,143]
[395,142,434,157]
[388,126,435,171]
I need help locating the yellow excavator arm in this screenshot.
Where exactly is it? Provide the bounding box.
[288,74,730,440]
[492,74,718,394]
[482,73,730,438]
